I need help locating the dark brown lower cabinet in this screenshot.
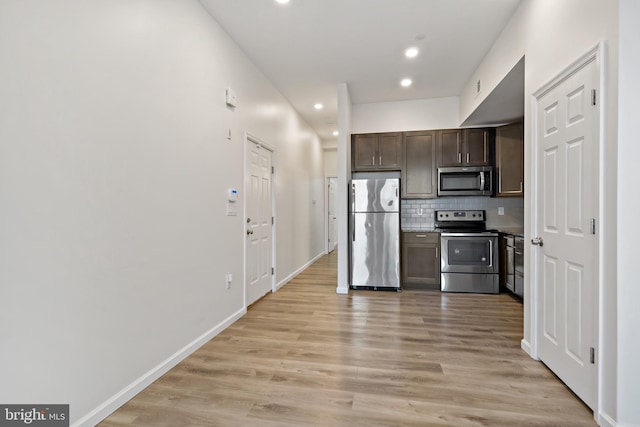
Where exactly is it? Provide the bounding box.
[499,232,524,301]
[401,232,440,290]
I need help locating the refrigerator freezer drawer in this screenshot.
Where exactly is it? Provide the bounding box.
[351,212,400,288]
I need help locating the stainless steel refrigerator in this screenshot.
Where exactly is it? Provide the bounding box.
[350,177,400,289]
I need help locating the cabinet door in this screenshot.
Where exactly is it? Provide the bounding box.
[402,131,436,198]
[495,122,524,196]
[464,128,490,166]
[437,129,462,166]
[403,244,439,285]
[377,132,402,169]
[401,233,440,288]
[352,134,377,170]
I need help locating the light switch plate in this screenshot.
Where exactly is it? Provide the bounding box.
[498,207,505,216]
[226,88,237,107]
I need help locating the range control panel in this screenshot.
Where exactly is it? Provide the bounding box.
[435,210,485,222]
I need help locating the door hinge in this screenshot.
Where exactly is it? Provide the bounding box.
[591,218,596,235]
[272,216,274,225]
[591,89,597,106]
[271,267,274,275]
[590,347,595,364]
[271,166,275,174]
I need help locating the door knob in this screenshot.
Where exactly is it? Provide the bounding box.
[531,237,544,246]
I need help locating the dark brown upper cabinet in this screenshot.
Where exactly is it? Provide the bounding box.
[495,122,524,197]
[352,132,402,171]
[437,128,491,167]
[402,130,437,198]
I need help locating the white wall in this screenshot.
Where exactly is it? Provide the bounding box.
[458,0,620,424]
[323,148,338,178]
[617,0,640,424]
[352,97,459,133]
[0,1,324,425]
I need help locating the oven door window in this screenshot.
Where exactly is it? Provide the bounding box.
[446,240,491,266]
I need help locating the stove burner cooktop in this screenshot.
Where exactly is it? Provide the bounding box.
[434,210,487,232]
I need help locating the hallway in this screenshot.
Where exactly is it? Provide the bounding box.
[100,251,595,426]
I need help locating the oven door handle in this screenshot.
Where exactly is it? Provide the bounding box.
[489,239,493,268]
[479,171,485,191]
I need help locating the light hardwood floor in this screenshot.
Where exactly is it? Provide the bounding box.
[100,251,596,426]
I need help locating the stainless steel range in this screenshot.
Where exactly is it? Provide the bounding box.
[435,210,499,294]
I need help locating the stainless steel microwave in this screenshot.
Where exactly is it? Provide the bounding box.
[437,166,493,196]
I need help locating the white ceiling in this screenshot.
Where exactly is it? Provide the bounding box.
[199,0,522,142]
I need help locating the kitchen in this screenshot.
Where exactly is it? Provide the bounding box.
[3,1,636,425]
[348,123,525,297]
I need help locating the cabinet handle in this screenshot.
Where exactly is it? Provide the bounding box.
[379,155,382,165]
[466,153,470,163]
[458,153,462,163]
[372,155,375,166]
[436,247,439,258]
[520,181,524,193]
[415,234,427,238]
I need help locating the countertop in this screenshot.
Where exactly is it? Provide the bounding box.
[493,227,525,237]
[402,226,525,236]
[401,226,437,233]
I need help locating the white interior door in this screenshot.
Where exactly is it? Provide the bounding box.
[245,138,273,306]
[534,56,598,409]
[327,177,337,253]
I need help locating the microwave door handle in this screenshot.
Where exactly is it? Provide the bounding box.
[479,171,485,190]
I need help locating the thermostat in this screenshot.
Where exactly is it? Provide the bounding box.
[228,188,238,202]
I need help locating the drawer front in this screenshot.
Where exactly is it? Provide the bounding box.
[403,232,439,244]
[514,236,524,250]
[502,234,514,247]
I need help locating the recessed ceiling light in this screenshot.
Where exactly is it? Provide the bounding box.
[405,47,419,58]
[401,78,412,87]
[275,0,290,4]
[333,131,339,136]
[314,103,323,110]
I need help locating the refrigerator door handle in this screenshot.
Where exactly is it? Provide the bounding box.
[350,214,355,242]
[351,184,355,212]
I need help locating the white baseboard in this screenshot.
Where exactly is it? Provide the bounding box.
[73,307,246,427]
[336,286,349,294]
[598,412,616,427]
[274,251,325,291]
[521,338,536,359]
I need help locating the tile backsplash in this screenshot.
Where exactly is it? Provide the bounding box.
[401,197,524,230]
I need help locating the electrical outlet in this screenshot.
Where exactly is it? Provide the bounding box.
[498,207,505,216]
